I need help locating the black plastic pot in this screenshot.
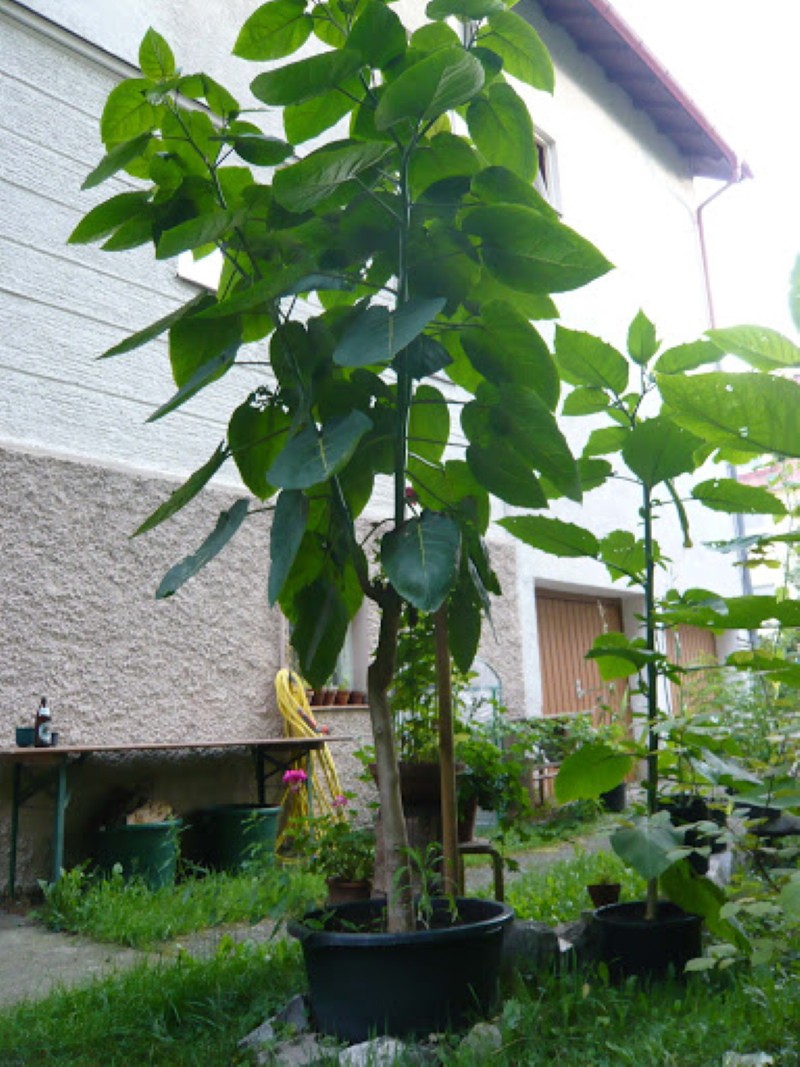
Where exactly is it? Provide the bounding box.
[600,782,627,813]
[289,897,514,1041]
[594,900,703,981]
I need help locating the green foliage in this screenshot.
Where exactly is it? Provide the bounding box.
[283,799,375,882]
[507,847,644,926]
[0,939,304,1067]
[38,861,324,948]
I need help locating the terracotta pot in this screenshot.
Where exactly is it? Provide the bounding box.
[349,690,367,706]
[587,882,621,908]
[334,689,350,705]
[325,877,372,905]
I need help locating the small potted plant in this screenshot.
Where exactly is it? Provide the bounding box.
[586,873,622,909]
[286,789,375,904]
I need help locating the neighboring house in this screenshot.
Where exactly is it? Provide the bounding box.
[0,0,747,886]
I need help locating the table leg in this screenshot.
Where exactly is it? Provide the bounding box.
[52,757,68,884]
[8,762,21,898]
[255,748,266,805]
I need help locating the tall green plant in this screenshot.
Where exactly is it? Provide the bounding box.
[504,310,800,929]
[71,1,612,930]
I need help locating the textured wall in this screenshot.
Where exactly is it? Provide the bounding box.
[0,446,326,887]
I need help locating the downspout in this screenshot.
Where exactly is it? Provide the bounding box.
[695,168,757,628]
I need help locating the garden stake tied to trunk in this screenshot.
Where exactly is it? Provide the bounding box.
[70,0,614,946]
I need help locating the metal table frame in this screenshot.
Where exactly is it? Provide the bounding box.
[0,737,332,896]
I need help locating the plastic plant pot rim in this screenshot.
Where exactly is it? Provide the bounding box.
[289,897,514,949]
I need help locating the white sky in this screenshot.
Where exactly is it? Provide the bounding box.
[609,0,799,336]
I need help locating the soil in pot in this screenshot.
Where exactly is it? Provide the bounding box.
[594,900,703,981]
[289,897,514,1041]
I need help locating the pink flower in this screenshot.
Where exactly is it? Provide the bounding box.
[283,768,308,793]
[332,794,348,809]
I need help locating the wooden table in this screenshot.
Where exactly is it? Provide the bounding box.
[0,737,339,895]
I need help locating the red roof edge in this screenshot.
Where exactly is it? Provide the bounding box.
[585,0,751,180]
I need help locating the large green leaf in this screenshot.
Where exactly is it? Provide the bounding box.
[555,742,632,803]
[267,412,372,489]
[169,304,241,387]
[427,0,505,17]
[467,82,536,182]
[598,530,646,583]
[133,444,228,536]
[284,81,360,144]
[381,511,461,612]
[268,489,309,606]
[692,478,787,516]
[498,515,598,558]
[466,442,548,507]
[101,294,207,358]
[661,862,747,950]
[654,340,721,375]
[409,385,450,465]
[348,0,407,69]
[234,0,313,60]
[139,27,176,81]
[148,344,239,422]
[198,266,315,319]
[658,372,800,458]
[447,564,483,673]
[273,140,393,212]
[479,10,554,91]
[68,192,151,245]
[587,633,663,680]
[157,209,243,261]
[228,129,294,166]
[156,499,250,598]
[554,326,628,394]
[463,204,612,294]
[250,49,364,107]
[100,79,158,145]
[622,416,703,488]
[409,133,480,197]
[81,134,153,190]
[611,812,686,881]
[583,425,627,457]
[334,297,446,367]
[470,165,559,219]
[562,386,609,416]
[461,301,558,408]
[407,460,491,533]
[627,310,658,366]
[707,325,800,371]
[291,578,350,685]
[375,47,485,129]
[228,397,292,499]
[659,593,800,632]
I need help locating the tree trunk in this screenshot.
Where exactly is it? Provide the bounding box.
[367,590,414,932]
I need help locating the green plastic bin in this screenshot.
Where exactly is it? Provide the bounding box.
[196,804,281,872]
[96,820,182,890]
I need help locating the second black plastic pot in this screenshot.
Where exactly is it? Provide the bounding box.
[594,900,703,981]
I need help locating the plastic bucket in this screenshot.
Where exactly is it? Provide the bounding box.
[194,804,281,872]
[96,820,181,890]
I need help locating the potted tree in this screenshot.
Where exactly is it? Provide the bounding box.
[70,0,613,1036]
[503,311,800,977]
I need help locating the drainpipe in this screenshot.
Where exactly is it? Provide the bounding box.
[695,169,757,629]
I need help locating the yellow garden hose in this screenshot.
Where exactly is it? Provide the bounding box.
[275,669,345,827]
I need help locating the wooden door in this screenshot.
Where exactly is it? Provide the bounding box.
[536,591,625,718]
